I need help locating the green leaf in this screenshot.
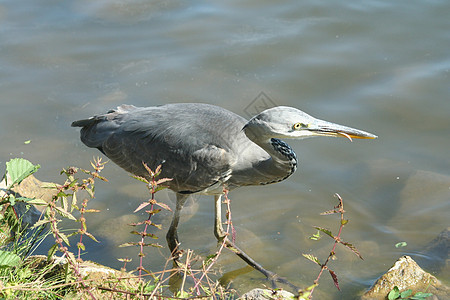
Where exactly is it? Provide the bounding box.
[132,175,149,184]
[145,209,161,215]
[56,190,69,198]
[314,226,334,238]
[14,196,36,203]
[341,240,363,260]
[297,283,317,300]
[119,242,138,247]
[302,253,321,265]
[26,198,48,206]
[151,223,162,230]
[155,177,173,185]
[4,205,19,232]
[8,194,16,206]
[67,180,78,188]
[5,158,40,188]
[154,186,169,193]
[0,250,21,267]
[395,241,407,248]
[145,232,158,240]
[84,231,99,243]
[32,219,51,228]
[400,289,412,298]
[128,221,144,227]
[54,206,77,220]
[67,232,78,238]
[41,182,58,190]
[329,269,340,290]
[142,163,156,177]
[47,243,58,260]
[131,231,158,239]
[204,253,218,267]
[61,195,69,212]
[58,232,71,246]
[155,201,172,212]
[143,284,156,293]
[388,286,400,300]
[411,292,433,299]
[85,188,94,198]
[95,174,108,182]
[144,243,163,248]
[70,192,77,213]
[79,243,85,251]
[320,209,338,215]
[309,230,321,241]
[175,290,190,298]
[134,201,150,213]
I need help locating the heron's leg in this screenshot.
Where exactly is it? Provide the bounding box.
[166,193,189,257]
[214,195,226,240]
[213,194,298,291]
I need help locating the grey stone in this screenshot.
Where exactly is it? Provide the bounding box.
[240,288,294,300]
[362,255,450,300]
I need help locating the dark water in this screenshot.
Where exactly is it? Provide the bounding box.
[1,1,449,298]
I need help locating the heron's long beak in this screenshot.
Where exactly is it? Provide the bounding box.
[309,120,377,142]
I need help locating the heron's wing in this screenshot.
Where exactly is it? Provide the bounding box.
[73,104,246,193]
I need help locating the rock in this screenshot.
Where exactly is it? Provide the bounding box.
[10,174,56,206]
[362,255,450,299]
[0,174,56,229]
[9,201,42,227]
[415,227,450,276]
[26,255,142,299]
[95,214,140,244]
[239,288,294,300]
[390,170,450,243]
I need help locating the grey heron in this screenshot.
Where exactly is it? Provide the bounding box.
[72,103,376,285]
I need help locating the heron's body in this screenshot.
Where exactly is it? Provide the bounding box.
[72,102,376,285]
[73,103,298,194]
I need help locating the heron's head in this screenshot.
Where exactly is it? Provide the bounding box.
[243,106,377,141]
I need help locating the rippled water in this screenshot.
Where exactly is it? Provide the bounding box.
[1,1,449,298]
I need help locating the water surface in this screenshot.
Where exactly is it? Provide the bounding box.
[1,1,449,298]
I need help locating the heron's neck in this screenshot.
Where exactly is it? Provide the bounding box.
[250,137,298,185]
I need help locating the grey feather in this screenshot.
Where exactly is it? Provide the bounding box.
[73,104,265,193]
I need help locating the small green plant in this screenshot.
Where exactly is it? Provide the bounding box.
[0,158,112,299]
[0,158,48,259]
[119,163,172,278]
[388,286,433,300]
[0,158,72,299]
[39,158,108,298]
[301,193,363,298]
[0,158,41,237]
[0,249,21,268]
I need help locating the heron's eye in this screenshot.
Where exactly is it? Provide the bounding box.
[293,122,307,130]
